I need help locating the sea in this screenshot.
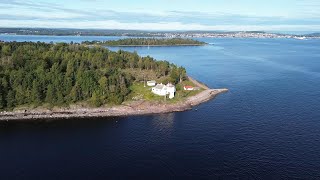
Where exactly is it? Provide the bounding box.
[0,35,320,179]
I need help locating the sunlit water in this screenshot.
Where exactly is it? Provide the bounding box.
[1,35,320,179]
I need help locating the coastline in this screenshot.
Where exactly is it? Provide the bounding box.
[95,44,206,47]
[0,78,228,121]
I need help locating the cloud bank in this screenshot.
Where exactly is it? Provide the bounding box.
[0,0,319,31]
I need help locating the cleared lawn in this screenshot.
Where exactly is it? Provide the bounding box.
[127,79,204,103]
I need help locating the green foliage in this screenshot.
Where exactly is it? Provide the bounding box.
[0,89,4,109]
[45,84,55,103]
[83,38,206,46]
[31,80,42,105]
[0,41,186,110]
[90,91,102,107]
[1,45,11,56]
[6,90,15,108]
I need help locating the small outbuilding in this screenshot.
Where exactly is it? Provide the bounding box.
[147,80,156,86]
[183,86,194,91]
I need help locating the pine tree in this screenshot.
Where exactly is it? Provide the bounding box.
[91,91,102,107]
[0,41,186,110]
[6,90,15,108]
[31,80,42,105]
[45,84,55,103]
[69,84,81,102]
[98,76,108,95]
[0,90,4,109]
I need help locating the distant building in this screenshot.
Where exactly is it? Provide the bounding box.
[147,80,156,86]
[152,83,176,99]
[183,86,194,91]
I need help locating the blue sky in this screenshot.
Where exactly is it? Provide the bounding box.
[0,0,320,31]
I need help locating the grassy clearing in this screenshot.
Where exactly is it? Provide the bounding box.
[127,82,164,101]
[127,79,204,104]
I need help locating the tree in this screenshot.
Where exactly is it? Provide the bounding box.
[159,61,169,76]
[0,41,187,110]
[15,85,26,105]
[63,77,73,96]
[6,90,15,108]
[0,89,4,109]
[119,75,130,96]
[178,67,187,82]
[31,80,42,105]
[56,89,65,105]
[45,84,55,103]
[98,76,108,95]
[90,91,102,107]
[69,84,81,102]
[138,58,144,70]
[170,67,179,84]
[1,45,11,56]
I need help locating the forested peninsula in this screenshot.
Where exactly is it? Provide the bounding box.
[82,38,207,46]
[0,41,187,109]
[0,41,227,120]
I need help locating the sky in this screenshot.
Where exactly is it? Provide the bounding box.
[0,0,320,32]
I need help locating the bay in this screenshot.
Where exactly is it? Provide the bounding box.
[0,35,320,179]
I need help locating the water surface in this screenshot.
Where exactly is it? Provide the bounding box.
[1,36,320,179]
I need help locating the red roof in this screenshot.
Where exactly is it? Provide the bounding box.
[184,86,193,88]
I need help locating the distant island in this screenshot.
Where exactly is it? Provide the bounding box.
[0,41,227,120]
[1,28,319,39]
[82,38,207,46]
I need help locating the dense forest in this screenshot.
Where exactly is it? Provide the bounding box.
[0,41,186,110]
[82,38,206,46]
[0,28,163,37]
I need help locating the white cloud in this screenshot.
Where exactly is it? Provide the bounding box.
[1,19,320,31]
[0,0,319,31]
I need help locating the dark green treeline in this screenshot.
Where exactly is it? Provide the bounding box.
[0,41,186,110]
[83,38,206,46]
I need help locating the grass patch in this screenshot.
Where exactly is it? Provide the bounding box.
[127,80,204,104]
[127,82,164,101]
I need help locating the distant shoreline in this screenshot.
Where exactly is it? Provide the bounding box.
[83,38,207,46]
[103,44,206,47]
[0,78,228,121]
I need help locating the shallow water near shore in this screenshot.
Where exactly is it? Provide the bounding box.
[1,36,320,179]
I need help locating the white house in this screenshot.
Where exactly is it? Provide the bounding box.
[152,83,176,99]
[147,80,156,86]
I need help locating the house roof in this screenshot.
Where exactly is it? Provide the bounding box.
[154,84,165,90]
[166,83,174,87]
[184,85,193,88]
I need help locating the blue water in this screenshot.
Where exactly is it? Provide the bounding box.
[1,36,320,179]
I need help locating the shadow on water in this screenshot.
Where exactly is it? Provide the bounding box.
[0,116,122,130]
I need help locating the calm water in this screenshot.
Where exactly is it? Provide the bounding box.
[1,35,320,179]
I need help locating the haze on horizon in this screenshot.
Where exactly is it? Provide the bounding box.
[0,0,320,32]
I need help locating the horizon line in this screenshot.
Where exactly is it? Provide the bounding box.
[0,27,319,34]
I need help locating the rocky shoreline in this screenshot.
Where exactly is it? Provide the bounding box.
[0,88,228,121]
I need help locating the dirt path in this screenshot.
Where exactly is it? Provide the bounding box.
[188,76,209,90]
